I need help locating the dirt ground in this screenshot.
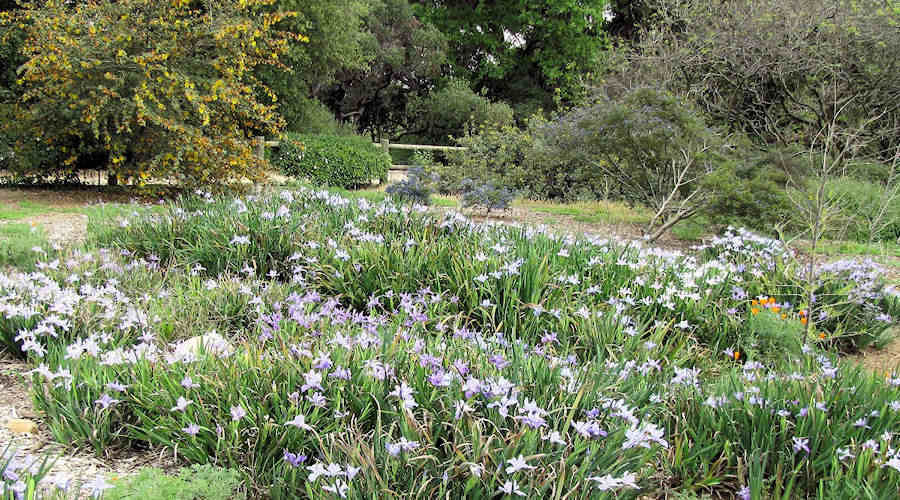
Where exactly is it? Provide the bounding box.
[0,185,139,207]
[2,212,90,243]
[463,205,646,241]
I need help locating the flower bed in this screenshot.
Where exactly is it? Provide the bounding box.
[2,188,900,498]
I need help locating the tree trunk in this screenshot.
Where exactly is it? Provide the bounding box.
[646,210,694,242]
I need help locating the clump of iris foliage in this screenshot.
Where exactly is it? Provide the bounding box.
[1,187,900,499]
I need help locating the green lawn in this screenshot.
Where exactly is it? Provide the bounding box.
[0,200,72,220]
[515,198,651,225]
[0,222,50,269]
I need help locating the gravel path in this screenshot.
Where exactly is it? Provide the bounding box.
[1,356,177,497]
[0,213,89,243]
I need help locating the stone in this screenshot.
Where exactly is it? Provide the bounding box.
[173,331,234,360]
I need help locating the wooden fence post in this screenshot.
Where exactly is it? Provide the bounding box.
[381,138,389,156]
[255,136,265,161]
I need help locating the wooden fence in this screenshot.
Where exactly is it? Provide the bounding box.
[255,137,467,172]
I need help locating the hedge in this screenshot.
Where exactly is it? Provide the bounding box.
[274,133,389,188]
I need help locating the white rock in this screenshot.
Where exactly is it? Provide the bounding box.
[172,331,233,361]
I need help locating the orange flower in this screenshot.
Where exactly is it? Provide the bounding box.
[734,351,740,360]
[751,308,760,315]
[818,332,826,339]
[751,299,759,306]
[768,297,776,305]
[781,313,787,320]
[800,317,808,325]
[771,306,781,313]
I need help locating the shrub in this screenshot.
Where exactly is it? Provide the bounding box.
[547,87,733,240]
[1,0,297,188]
[279,97,354,136]
[438,118,538,195]
[273,133,389,188]
[702,149,797,234]
[405,79,515,145]
[825,177,900,243]
[458,178,515,213]
[446,87,741,241]
[442,109,648,202]
[385,166,437,205]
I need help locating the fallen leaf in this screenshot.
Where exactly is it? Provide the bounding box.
[6,418,38,434]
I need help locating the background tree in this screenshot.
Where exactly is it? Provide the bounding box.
[322,0,447,139]
[0,0,25,167]
[2,0,299,187]
[618,0,900,162]
[0,0,23,97]
[403,78,514,145]
[257,0,374,132]
[414,0,609,115]
[603,0,691,41]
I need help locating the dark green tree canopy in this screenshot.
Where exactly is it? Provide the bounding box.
[414,0,609,111]
[404,78,514,145]
[323,0,447,138]
[256,0,374,131]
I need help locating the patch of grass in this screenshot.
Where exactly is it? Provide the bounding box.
[0,200,71,220]
[80,202,164,222]
[328,185,459,208]
[813,240,900,258]
[516,199,651,225]
[104,464,245,500]
[83,202,166,241]
[671,216,710,241]
[0,222,53,270]
[327,186,388,203]
[542,217,561,226]
[431,194,458,208]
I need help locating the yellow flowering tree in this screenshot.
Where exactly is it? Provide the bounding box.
[2,0,304,188]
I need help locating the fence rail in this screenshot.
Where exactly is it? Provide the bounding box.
[376,143,467,152]
[255,137,466,172]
